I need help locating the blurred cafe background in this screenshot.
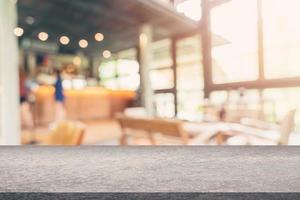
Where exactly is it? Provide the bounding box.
[1,0,300,145]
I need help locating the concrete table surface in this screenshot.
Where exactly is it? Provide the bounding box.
[0,146,300,199]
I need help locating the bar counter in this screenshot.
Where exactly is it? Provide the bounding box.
[32,86,136,125]
[0,147,300,196]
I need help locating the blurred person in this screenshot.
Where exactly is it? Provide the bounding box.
[237,87,247,107]
[54,69,66,122]
[219,104,226,122]
[19,68,34,130]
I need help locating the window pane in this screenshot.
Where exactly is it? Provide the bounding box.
[211,0,259,83]
[99,61,116,80]
[99,48,140,91]
[101,79,119,89]
[177,36,204,90]
[262,0,300,79]
[150,69,174,90]
[116,59,140,90]
[210,90,261,107]
[155,93,175,118]
[176,35,204,121]
[210,91,228,105]
[117,60,139,76]
[151,39,172,69]
[118,75,140,91]
[177,35,202,65]
[177,91,204,121]
[177,65,203,90]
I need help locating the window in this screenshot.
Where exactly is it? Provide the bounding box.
[209,89,262,122]
[176,36,204,121]
[177,91,204,121]
[99,49,140,91]
[155,93,175,118]
[151,39,172,69]
[211,0,259,84]
[150,39,176,117]
[150,69,174,90]
[99,61,118,89]
[210,91,228,106]
[262,0,300,79]
[117,61,140,91]
[210,90,261,108]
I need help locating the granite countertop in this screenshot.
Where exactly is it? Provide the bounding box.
[0,146,300,193]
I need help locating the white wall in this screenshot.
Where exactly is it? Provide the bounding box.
[0,0,20,145]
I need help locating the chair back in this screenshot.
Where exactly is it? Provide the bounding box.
[50,121,85,145]
[278,109,297,145]
[117,115,189,145]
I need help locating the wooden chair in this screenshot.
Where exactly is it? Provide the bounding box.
[26,121,85,145]
[117,115,190,145]
[278,109,297,145]
[47,121,85,145]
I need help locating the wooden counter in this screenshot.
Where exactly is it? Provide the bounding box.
[32,86,136,125]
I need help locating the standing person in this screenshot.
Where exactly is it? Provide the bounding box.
[54,69,66,122]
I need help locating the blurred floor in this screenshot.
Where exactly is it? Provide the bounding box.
[82,120,122,145]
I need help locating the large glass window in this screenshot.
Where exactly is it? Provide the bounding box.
[99,49,140,91]
[150,39,173,91]
[150,69,174,90]
[151,39,172,69]
[176,36,204,121]
[210,90,261,108]
[151,39,175,118]
[150,39,174,90]
[209,89,263,122]
[155,93,176,118]
[211,0,259,84]
[262,0,300,79]
[99,61,118,89]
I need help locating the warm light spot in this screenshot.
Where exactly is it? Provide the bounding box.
[59,36,70,45]
[38,32,49,41]
[14,27,24,37]
[79,39,88,48]
[103,50,111,58]
[95,33,104,42]
[73,56,82,66]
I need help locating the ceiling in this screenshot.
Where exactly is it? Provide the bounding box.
[17,0,200,56]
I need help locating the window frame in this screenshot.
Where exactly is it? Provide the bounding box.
[203,0,300,97]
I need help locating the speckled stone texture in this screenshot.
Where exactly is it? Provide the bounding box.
[1,193,300,200]
[0,147,300,199]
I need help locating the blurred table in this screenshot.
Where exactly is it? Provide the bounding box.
[184,121,300,145]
